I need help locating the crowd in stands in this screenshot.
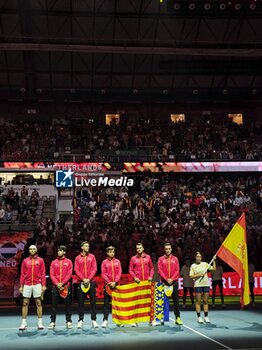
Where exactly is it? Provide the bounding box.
[19,173,262,274]
[1,116,262,274]
[0,117,261,161]
[0,186,42,224]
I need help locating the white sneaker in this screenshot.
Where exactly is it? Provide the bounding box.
[77,320,84,329]
[19,320,27,330]
[204,316,210,323]
[197,316,204,324]
[151,320,161,327]
[48,322,55,329]
[117,324,125,327]
[37,320,44,330]
[131,323,137,327]
[101,320,108,328]
[92,320,99,328]
[66,321,73,329]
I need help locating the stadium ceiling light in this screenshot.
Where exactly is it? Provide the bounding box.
[204,3,211,10]
[173,3,181,10]
[36,88,42,94]
[189,3,196,10]
[219,3,226,10]
[235,3,242,10]
[249,3,256,10]
[193,89,199,95]
[20,87,26,93]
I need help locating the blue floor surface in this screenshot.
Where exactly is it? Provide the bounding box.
[0,309,261,350]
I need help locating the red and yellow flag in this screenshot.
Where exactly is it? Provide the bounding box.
[111,281,170,325]
[216,212,250,308]
[112,281,153,325]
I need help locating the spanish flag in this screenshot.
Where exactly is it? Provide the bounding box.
[216,213,250,308]
[112,281,169,325]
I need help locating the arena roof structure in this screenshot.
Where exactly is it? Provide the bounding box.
[0,0,262,105]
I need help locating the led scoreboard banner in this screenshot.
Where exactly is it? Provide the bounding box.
[123,161,262,173]
[2,162,112,171]
[1,161,262,172]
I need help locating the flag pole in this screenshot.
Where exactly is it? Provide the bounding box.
[199,255,216,281]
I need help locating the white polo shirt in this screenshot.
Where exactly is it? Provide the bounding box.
[190,262,210,287]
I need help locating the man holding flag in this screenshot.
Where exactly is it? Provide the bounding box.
[112,244,169,327]
[128,242,154,327]
[129,242,154,285]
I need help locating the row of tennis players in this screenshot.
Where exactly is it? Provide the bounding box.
[18,241,216,330]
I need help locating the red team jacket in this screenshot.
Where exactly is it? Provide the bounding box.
[157,254,180,282]
[20,256,46,286]
[129,253,154,281]
[50,257,73,287]
[74,253,97,282]
[101,257,122,284]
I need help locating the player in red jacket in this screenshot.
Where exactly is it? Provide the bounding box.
[74,241,98,329]
[19,245,46,330]
[129,242,154,327]
[129,242,154,283]
[158,242,183,326]
[101,246,122,328]
[48,245,73,329]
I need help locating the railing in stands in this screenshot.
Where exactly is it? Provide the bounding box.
[2,152,261,163]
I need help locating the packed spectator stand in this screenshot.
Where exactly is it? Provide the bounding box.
[0,117,261,162]
[2,173,261,276]
[71,174,262,272]
[0,116,262,281]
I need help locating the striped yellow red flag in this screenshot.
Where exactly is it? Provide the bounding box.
[112,281,153,325]
[216,212,250,308]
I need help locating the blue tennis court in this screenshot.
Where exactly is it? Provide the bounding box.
[1,308,261,350]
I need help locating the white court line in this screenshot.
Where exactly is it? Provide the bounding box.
[170,317,233,350]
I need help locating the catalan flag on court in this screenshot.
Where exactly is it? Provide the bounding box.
[216,212,250,308]
[112,281,169,325]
